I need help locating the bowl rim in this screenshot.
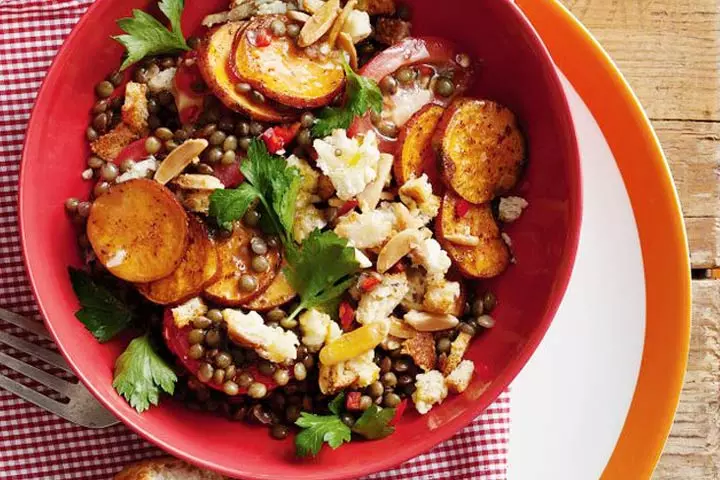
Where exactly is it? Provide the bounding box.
[17,1,582,478]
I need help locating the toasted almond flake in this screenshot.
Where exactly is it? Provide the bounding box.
[388,316,417,339]
[444,233,481,247]
[357,153,392,212]
[288,10,311,22]
[376,229,425,273]
[301,0,325,14]
[337,32,358,70]
[298,0,340,47]
[327,0,357,47]
[154,139,209,185]
[404,310,460,332]
[171,174,225,190]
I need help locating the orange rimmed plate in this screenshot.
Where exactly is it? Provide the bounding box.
[507,1,691,478]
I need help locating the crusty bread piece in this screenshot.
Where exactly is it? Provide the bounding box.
[122,82,149,134]
[114,457,227,480]
[90,123,139,161]
[400,331,435,372]
[356,0,395,15]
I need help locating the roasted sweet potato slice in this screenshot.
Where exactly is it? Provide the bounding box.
[243,268,296,311]
[395,104,444,186]
[87,179,189,282]
[435,98,525,204]
[232,15,346,109]
[198,22,298,122]
[136,216,219,305]
[203,225,281,306]
[437,192,510,278]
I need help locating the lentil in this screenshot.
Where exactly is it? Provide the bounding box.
[273,369,291,386]
[205,329,222,347]
[380,75,398,95]
[251,255,270,273]
[285,405,301,422]
[223,381,239,396]
[436,337,451,354]
[65,198,80,213]
[287,23,301,38]
[251,237,268,255]
[340,413,356,428]
[359,395,373,410]
[259,361,276,376]
[198,362,214,382]
[224,365,237,381]
[86,127,98,142]
[381,372,397,387]
[93,181,110,197]
[300,112,315,128]
[155,127,173,141]
[396,67,415,84]
[250,122,264,136]
[188,329,206,345]
[209,130,227,146]
[239,274,258,292]
[77,202,92,218]
[248,382,268,399]
[270,19,287,36]
[476,314,495,329]
[434,77,455,97]
[221,150,237,165]
[213,368,226,384]
[238,136,252,151]
[293,363,307,381]
[383,392,401,408]
[205,147,224,164]
[235,122,251,137]
[367,381,384,398]
[251,90,266,104]
[235,83,252,94]
[393,358,411,373]
[95,80,114,98]
[192,316,212,329]
[280,317,298,330]
[302,355,315,370]
[215,352,233,368]
[223,135,238,152]
[483,291,497,312]
[377,120,399,138]
[237,372,254,388]
[297,129,312,146]
[165,139,179,151]
[459,322,476,336]
[92,113,108,132]
[87,155,104,169]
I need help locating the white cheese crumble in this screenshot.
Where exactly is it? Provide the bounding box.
[342,10,372,43]
[171,297,208,329]
[356,273,410,327]
[313,129,380,201]
[384,86,434,128]
[498,196,528,223]
[299,309,341,352]
[223,309,299,363]
[334,208,395,249]
[116,157,159,183]
[409,238,452,277]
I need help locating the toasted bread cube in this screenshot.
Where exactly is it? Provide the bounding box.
[171,297,208,329]
[443,331,472,375]
[445,359,474,393]
[357,0,395,15]
[401,331,435,372]
[121,82,149,134]
[90,123,139,161]
[412,370,447,414]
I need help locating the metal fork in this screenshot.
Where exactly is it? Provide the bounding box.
[0,307,118,428]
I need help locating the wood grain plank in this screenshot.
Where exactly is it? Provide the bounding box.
[653,280,720,479]
[563,0,720,122]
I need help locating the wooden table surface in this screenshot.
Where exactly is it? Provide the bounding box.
[561,1,719,478]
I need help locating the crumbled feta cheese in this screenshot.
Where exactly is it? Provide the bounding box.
[334,208,395,249]
[384,86,434,128]
[412,370,448,414]
[409,238,452,276]
[445,360,474,393]
[423,280,460,315]
[342,10,372,43]
[399,174,440,224]
[354,248,373,268]
[498,196,528,223]
[293,202,327,242]
[356,273,410,326]
[299,309,341,352]
[223,309,299,363]
[148,67,176,93]
[256,0,290,14]
[313,129,380,200]
[116,157,158,183]
[81,168,93,180]
[171,297,208,329]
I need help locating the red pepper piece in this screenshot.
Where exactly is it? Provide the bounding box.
[337,199,359,217]
[455,198,471,218]
[213,161,245,188]
[339,301,355,331]
[389,261,406,274]
[261,123,301,154]
[359,275,381,293]
[389,398,408,426]
[345,391,363,411]
[113,137,149,166]
[253,28,272,47]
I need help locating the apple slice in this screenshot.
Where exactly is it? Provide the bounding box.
[197,22,299,122]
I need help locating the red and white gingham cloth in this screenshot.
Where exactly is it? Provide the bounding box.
[0,1,510,478]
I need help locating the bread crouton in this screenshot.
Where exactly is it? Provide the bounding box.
[374,17,411,45]
[121,82,149,134]
[401,331,435,372]
[181,190,213,214]
[90,123,139,161]
[356,0,395,15]
[114,457,227,480]
[171,297,208,329]
[445,359,474,393]
[423,279,461,315]
[442,331,472,375]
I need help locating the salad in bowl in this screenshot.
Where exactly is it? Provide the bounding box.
[63,0,532,459]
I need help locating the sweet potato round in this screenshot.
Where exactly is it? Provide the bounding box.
[436,192,510,278]
[197,22,299,122]
[232,15,346,109]
[136,215,219,305]
[395,104,445,185]
[203,224,281,306]
[242,268,296,311]
[87,179,189,283]
[435,98,525,204]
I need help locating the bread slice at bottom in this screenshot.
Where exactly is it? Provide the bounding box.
[114,457,227,480]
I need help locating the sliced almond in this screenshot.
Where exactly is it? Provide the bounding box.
[298,0,340,47]
[337,32,359,71]
[388,316,417,339]
[171,174,225,191]
[154,139,209,185]
[404,310,460,332]
[357,153,392,212]
[444,233,481,247]
[327,0,357,47]
[301,0,325,14]
[288,10,311,23]
[376,229,424,273]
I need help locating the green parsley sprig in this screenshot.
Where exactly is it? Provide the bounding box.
[312,62,383,138]
[114,0,190,71]
[112,334,177,413]
[68,267,133,343]
[295,393,397,457]
[209,139,302,243]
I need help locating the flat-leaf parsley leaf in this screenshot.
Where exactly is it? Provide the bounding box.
[295,412,352,457]
[112,334,177,413]
[114,0,189,70]
[68,267,133,343]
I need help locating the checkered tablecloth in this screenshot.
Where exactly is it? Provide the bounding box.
[0,1,511,478]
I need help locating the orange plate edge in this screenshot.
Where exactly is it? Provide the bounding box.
[516,0,692,478]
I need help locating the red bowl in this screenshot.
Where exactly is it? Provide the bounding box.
[19,0,581,478]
